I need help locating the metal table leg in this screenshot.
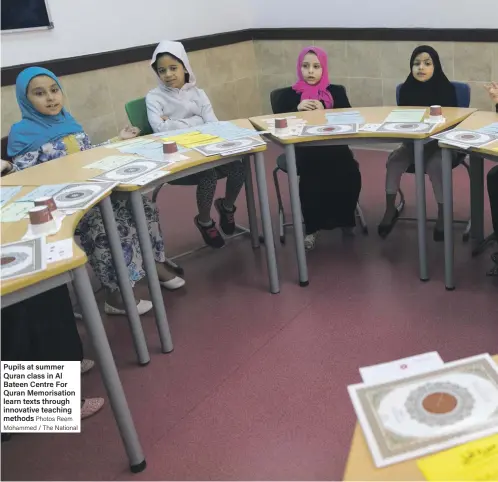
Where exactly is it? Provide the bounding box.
[99,197,150,365]
[442,148,455,290]
[254,151,280,294]
[284,144,309,286]
[243,156,261,249]
[413,139,429,281]
[72,265,146,473]
[470,153,485,243]
[129,191,173,353]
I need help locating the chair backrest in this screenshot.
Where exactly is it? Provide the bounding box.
[395,81,471,108]
[124,97,153,136]
[270,85,347,114]
[1,136,11,161]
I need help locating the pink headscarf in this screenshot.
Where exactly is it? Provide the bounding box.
[292,46,334,109]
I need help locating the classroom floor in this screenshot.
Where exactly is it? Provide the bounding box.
[2,145,497,481]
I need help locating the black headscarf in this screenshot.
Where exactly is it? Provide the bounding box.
[399,45,457,108]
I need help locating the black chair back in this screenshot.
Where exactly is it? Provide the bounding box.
[270,85,347,115]
[1,136,10,161]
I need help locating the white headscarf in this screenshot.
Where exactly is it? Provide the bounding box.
[151,40,197,88]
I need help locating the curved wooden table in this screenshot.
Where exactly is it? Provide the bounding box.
[1,186,146,473]
[250,106,476,287]
[2,119,280,350]
[438,110,498,289]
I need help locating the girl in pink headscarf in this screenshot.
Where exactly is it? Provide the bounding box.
[272,46,362,251]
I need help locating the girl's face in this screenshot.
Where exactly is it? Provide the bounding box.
[412,52,435,82]
[156,54,188,89]
[301,52,323,85]
[27,75,64,115]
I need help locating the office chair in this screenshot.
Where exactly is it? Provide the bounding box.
[394,81,472,241]
[270,86,368,244]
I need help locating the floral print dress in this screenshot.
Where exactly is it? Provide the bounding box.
[12,132,166,291]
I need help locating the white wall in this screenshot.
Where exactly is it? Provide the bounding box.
[1,0,253,66]
[2,0,495,67]
[251,0,497,29]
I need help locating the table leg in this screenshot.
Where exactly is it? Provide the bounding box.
[129,191,173,353]
[442,148,455,290]
[284,144,309,286]
[413,139,429,281]
[99,197,150,365]
[72,265,146,473]
[243,156,260,249]
[254,151,280,294]
[470,153,485,243]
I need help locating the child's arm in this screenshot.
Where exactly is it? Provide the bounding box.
[197,90,218,123]
[146,96,204,132]
[1,160,14,175]
[11,149,42,172]
[329,86,352,109]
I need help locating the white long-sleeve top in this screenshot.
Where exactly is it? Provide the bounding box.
[146,85,218,133]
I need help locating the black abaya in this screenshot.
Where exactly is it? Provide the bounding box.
[272,85,361,234]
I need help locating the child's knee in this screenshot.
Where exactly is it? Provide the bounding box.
[230,161,246,178]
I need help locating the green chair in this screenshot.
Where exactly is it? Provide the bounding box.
[124,98,153,136]
[124,97,185,275]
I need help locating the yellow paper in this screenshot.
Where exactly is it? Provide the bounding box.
[417,434,498,481]
[161,132,222,148]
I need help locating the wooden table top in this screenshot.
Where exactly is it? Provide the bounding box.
[249,106,476,145]
[1,119,267,191]
[1,186,109,296]
[438,110,498,158]
[342,354,498,481]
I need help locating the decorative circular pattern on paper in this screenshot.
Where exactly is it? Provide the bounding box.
[382,122,429,132]
[444,130,494,145]
[305,124,355,135]
[202,138,254,153]
[404,382,474,427]
[54,184,102,208]
[0,247,32,277]
[111,161,159,179]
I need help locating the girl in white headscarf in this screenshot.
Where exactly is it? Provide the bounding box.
[146,41,246,249]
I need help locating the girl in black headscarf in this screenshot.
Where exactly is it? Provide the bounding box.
[378,45,458,241]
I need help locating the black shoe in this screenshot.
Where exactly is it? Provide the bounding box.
[433,227,444,242]
[214,198,236,235]
[378,210,399,239]
[194,216,225,248]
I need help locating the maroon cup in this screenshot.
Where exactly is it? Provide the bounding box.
[34,196,57,213]
[163,141,178,154]
[29,206,53,225]
[275,118,288,129]
[430,105,442,117]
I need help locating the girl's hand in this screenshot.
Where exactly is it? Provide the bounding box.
[1,160,12,175]
[297,100,316,111]
[485,82,498,104]
[161,115,169,121]
[311,100,324,110]
[119,125,141,140]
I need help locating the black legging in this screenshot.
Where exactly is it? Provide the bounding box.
[1,284,83,361]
